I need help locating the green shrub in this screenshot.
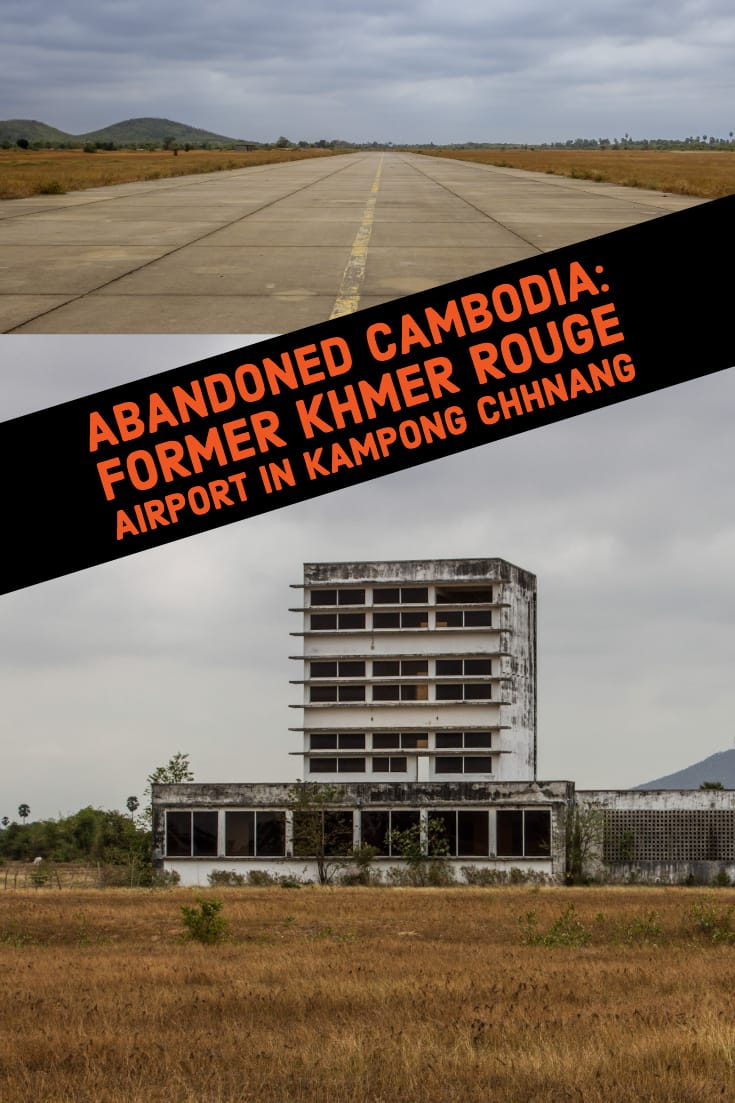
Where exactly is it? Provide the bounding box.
[615,909,664,946]
[519,903,592,947]
[180,897,228,944]
[690,897,735,943]
[207,869,246,886]
[151,869,180,887]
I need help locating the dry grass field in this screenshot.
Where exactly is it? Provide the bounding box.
[2,886,735,1102]
[0,147,345,200]
[419,148,735,199]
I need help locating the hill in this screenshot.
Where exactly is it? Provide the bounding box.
[0,117,258,148]
[0,119,76,145]
[636,749,735,790]
[79,117,256,147]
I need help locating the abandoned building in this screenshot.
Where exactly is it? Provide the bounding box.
[152,558,735,886]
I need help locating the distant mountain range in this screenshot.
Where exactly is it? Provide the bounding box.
[0,117,258,148]
[637,749,735,790]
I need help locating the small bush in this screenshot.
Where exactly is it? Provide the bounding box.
[519,903,592,947]
[615,909,664,946]
[207,870,246,886]
[151,869,181,888]
[83,142,97,153]
[38,180,66,195]
[180,897,228,944]
[690,897,735,943]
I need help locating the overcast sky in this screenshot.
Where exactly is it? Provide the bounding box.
[1,334,733,821]
[2,0,734,144]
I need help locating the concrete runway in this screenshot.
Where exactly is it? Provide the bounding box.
[0,151,701,334]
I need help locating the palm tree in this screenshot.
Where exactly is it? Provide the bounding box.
[18,803,31,823]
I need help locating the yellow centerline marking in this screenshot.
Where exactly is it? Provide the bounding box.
[329,156,384,319]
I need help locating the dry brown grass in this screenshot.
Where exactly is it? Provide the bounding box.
[419,148,735,199]
[0,147,346,200]
[2,886,735,1101]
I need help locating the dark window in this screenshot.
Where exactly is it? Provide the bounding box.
[436,683,491,701]
[374,684,400,701]
[311,613,336,630]
[338,684,366,702]
[311,733,337,750]
[309,757,338,772]
[374,659,400,676]
[372,757,407,773]
[401,684,428,701]
[293,810,321,856]
[464,609,492,627]
[192,811,218,857]
[465,732,492,748]
[464,684,490,700]
[338,733,365,750]
[436,659,463,676]
[437,659,492,676]
[373,587,400,604]
[401,733,428,749]
[457,811,489,856]
[337,589,365,605]
[324,811,354,854]
[291,811,359,854]
[361,810,390,854]
[432,811,457,855]
[435,611,462,627]
[257,811,286,856]
[401,587,428,603]
[390,811,421,848]
[338,612,365,629]
[166,811,192,857]
[524,810,551,857]
[312,589,337,605]
[436,683,463,701]
[401,611,428,628]
[497,810,524,856]
[338,758,365,772]
[401,659,428,676]
[436,756,463,773]
[223,811,286,858]
[311,685,338,702]
[374,612,400,628]
[373,733,400,749]
[436,732,463,748]
[464,756,493,772]
[436,587,493,604]
[225,811,254,857]
[435,756,491,774]
[339,660,365,677]
[464,659,492,675]
[311,661,337,678]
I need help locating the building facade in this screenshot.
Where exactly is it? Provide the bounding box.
[151,557,735,887]
[290,559,537,784]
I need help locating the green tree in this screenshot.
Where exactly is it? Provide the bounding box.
[389,817,453,885]
[143,752,194,826]
[289,782,352,884]
[18,803,30,823]
[16,138,29,150]
[126,796,140,819]
[700,781,725,790]
[565,805,605,884]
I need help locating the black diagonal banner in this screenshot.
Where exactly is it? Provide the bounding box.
[2,194,734,595]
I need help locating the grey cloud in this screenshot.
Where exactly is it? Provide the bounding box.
[2,0,733,140]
